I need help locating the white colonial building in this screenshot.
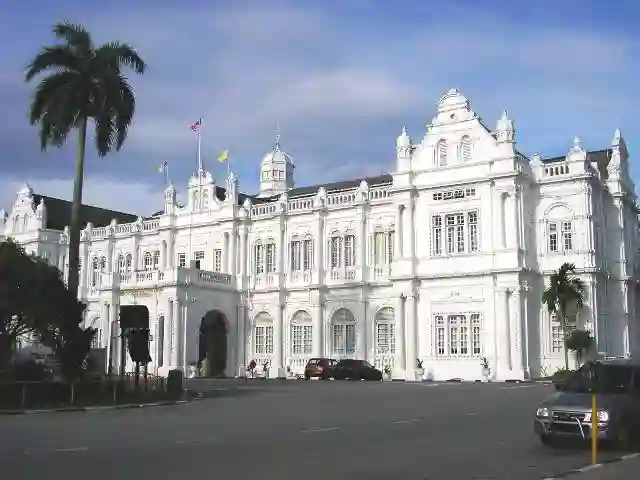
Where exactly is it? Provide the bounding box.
[2,88,639,381]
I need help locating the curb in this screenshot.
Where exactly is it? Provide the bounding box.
[0,392,204,416]
[543,452,640,479]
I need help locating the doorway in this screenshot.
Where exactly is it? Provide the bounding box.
[198,311,227,377]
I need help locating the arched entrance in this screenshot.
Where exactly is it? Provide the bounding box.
[198,311,227,377]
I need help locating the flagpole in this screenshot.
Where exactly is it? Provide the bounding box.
[165,162,170,186]
[197,117,203,173]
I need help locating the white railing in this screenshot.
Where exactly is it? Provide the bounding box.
[329,267,357,282]
[287,357,309,376]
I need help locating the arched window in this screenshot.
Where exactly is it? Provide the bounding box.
[144,252,153,270]
[99,256,106,271]
[437,140,448,165]
[202,191,209,209]
[91,257,100,286]
[118,254,126,273]
[125,254,132,271]
[153,250,160,270]
[375,307,395,355]
[253,241,264,274]
[23,214,28,230]
[331,308,356,356]
[254,312,274,356]
[460,136,472,162]
[290,310,312,355]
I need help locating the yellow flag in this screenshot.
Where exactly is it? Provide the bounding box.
[216,149,229,163]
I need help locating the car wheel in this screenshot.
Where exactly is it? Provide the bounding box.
[539,435,553,446]
[616,425,632,451]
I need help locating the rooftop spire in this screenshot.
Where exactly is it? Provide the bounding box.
[275,124,281,150]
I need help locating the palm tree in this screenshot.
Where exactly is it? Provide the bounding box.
[25,22,146,297]
[542,262,586,370]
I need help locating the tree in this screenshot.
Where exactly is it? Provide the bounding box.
[0,238,94,378]
[542,262,586,370]
[25,22,146,298]
[565,329,595,366]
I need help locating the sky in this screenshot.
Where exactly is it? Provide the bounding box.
[1,0,639,217]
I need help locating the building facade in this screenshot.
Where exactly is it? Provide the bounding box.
[2,88,639,381]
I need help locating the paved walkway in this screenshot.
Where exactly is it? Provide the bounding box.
[556,453,639,479]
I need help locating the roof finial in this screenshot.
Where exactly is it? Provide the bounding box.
[275,124,281,150]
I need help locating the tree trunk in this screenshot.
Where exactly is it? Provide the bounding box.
[66,116,88,299]
[560,307,570,371]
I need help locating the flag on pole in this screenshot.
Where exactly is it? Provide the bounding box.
[216,149,229,163]
[190,119,201,132]
[156,161,167,173]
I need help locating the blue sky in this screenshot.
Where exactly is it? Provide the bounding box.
[1,0,639,216]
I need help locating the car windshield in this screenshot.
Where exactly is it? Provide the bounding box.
[563,364,632,394]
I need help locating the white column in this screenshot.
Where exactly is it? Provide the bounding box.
[394,295,406,378]
[406,294,418,380]
[273,302,285,378]
[395,205,404,259]
[407,199,415,262]
[163,299,173,368]
[512,289,523,375]
[498,289,512,376]
[228,228,237,276]
[358,208,367,281]
[170,299,181,367]
[313,212,323,284]
[240,226,248,280]
[236,304,246,376]
[313,301,323,357]
[520,284,531,378]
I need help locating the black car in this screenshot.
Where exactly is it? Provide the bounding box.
[332,359,382,381]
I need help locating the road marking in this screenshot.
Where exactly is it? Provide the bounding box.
[466,413,477,417]
[53,447,89,453]
[392,418,422,424]
[420,383,440,387]
[500,385,538,390]
[300,427,342,433]
[622,453,640,460]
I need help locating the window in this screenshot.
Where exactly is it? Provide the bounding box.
[91,257,100,286]
[254,243,264,274]
[468,211,478,252]
[290,240,302,272]
[375,307,395,355]
[433,211,479,256]
[550,313,576,353]
[562,221,572,252]
[372,231,394,265]
[291,311,313,355]
[330,236,342,268]
[432,216,442,255]
[194,251,204,269]
[213,249,222,272]
[460,136,472,162]
[434,313,483,357]
[432,188,476,201]
[153,250,160,270]
[437,140,448,165]
[303,239,313,271]
[177,253,186,268]
[344,234,355,267]
[331,309,356,356]
[255,324,274,354]
[548,221,573,254]
[265,243,276,273]
[144,252,153,271]
[548,223,558,252]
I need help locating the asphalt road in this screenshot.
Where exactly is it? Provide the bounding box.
[0,380,634,480]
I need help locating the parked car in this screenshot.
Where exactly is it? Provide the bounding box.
[533,359,640,449]
[332,359,383,381]
[304,358,337,380]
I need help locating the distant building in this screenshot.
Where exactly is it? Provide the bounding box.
[2,88,638,381]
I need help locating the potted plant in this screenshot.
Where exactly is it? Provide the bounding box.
[261,359,270,379]
[415,358,425,381]
[480,356,491,382]
[383,365,392,381]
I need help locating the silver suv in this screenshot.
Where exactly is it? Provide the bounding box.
[533,359,640,448]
